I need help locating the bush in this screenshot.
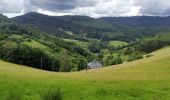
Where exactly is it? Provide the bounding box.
[136,54,143,59]
[127,54,143,62]
[25,38,32,42]
[146,54,153,58]
[111,57,123,65]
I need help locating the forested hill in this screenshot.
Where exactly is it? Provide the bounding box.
[12,12,170,42]
[0,14,7,19]
[12,12,114,34]
[99,16,170,27]
[0,14,9,22]
[14,13,170,28]
[13,12,131,41]
[1,12,170,72]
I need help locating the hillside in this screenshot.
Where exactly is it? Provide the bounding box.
[1,13,170,72]
[12,13,170,42]
[99,16,170,27]
[13,12,170,42]
[13,12,119,40]
[0,15,92,72]
[0,47,170,99]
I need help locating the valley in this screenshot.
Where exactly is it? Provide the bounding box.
[1,12,170,100]
[1,13,170,72]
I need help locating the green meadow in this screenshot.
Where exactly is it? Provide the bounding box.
[108,41,128,47]
[0,47,170,100]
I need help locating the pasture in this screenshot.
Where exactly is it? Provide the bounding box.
[0,47,170,100]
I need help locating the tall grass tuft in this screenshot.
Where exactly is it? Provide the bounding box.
[40,88,62,100]
[5,92,21,100]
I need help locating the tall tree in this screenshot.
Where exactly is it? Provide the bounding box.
[59,50,71,72]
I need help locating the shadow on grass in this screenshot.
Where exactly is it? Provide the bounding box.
[6,91,21,100]
[40,87,62,100]
[5,87,62,100]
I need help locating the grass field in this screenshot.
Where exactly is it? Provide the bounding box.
[0,47,170,100]
[22,40,49,50]
[108,41,128,47]
[63,39,88,48]
[22,39,60,58]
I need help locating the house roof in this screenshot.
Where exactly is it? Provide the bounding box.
[87,60,102,67]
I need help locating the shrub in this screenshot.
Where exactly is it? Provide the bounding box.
[127,54,143,62]
[111,57,123,65]
[25,38,32,42]
[146,54,153,58]
[136,54,143,60]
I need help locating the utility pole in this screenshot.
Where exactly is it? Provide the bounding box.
[20,60,23,71]
[86,66,87,74]
[20,60,22,65]
[41,57,43,70]
[86,59,88,74]
[52,60,55,71]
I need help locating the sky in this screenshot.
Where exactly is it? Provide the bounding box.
[0,0,170,18]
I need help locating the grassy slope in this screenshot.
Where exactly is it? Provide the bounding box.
[22,39,60,58]
[63,39,88,48]
[22,40,49,50]
[108,40,128,47]
[0,47,170,100]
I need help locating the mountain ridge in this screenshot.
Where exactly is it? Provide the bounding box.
[13,12,170,27]
[99,16,170,27]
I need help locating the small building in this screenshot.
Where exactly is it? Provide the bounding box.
[87,60,102,69]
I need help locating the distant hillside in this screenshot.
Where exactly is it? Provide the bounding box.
[13,12,113,29]
[99,16,170,27]
[13,12,129,41]
[0,14,7,19]
[0,14,10,22]
[12,12,114,35]
[13,13,170,42]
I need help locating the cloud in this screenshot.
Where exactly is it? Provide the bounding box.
[133,0,170,16]
[23,0,38,13]
[62,0,140,17]
[29,0,98,11]
[92,0,140,17]
[1,0,170,17]
[1,0,138,17]
[0,0,24,13]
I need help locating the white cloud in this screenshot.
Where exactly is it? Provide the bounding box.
[133,0,170,16]
[66,0,141,17]
[1,0,170,18]
[37,8,74,16]
[0,0,24,13]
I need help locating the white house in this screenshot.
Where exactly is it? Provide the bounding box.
[87,60,102,69]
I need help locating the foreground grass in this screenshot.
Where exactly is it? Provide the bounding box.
[0,47,170,100]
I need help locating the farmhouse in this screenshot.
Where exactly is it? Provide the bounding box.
[87,60,102,69]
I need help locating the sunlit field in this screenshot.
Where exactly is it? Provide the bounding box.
[0,47,170,100]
